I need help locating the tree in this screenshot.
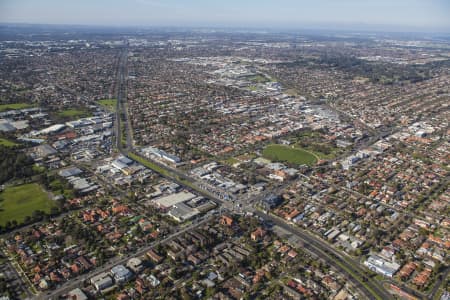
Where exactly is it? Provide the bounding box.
[0,145,35,185]
[50,206,60,216]
[205,287,216,298]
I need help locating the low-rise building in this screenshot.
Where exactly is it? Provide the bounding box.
[111,265,132,284]
[363,255,400,277]
[90,272,113,291]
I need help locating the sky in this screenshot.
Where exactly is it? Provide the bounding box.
[0,0,449,32]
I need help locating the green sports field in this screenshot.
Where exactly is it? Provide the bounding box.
[262,144,318,166]
[0,183,56,226]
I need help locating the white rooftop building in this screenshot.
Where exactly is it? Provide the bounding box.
[111,264,132,284]
[154,191,197,209]
[90,272,113,291]
[364,255,400,277]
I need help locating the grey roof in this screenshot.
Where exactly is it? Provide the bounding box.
[169,202,199,221]
[111,264,131,278]
[58,167,83,178]
[0,122,16,132]
[117,156,133,165]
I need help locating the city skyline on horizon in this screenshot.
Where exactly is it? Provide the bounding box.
[1,0,450,33]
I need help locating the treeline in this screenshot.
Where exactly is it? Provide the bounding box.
[0,209,59,233]
[314,55,433,84]
[278,55,448,85]
[0,145,34,185]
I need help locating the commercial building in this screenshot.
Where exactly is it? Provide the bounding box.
[33,144,57,158]
[261,194,282,210]
[363,255,400,277]
[168,202,199,222]
[90,272,113,291]
[111,264,132,284]
[67,288,88,300]
[126,257,143,273]
[58,167,83,178]
[154,191,197,209]
[142,146,181,164]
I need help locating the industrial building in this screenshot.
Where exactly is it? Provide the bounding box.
[58,166,83,178]
[141,146,181,164]
[153,191,197,209]
[168,202,199,222]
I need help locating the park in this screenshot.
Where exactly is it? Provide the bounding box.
[262,144,318,166]
[0,183,56,227]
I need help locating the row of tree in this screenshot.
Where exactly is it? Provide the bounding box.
[314,54,433,84]
[0,145,35,185]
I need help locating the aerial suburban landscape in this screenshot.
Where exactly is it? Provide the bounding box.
[0,1,449,300]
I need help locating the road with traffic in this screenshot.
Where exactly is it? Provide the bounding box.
[40,214,214,299]
[31,47,398,300]
[112,48,395,300]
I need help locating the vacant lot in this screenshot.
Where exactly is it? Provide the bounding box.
[0,103,34,112]
[263,144,318,166]
[0,183,56,226]
[98,99,117,111]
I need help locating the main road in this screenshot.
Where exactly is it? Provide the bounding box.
[4,49,396,300]
[40,214,214,300]
[113,48,394,300]
[255,210,395,300]
[115,47,132,153]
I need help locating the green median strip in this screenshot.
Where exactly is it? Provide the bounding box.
[128,152,169,176]
[128,152,194,189]
[267,211,384,300]
[331,255,383,300]
[128,153,215,199]
[304,236,383,300]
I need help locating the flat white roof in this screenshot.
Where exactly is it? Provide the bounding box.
[90,272,111,283]
[154,191,196,208]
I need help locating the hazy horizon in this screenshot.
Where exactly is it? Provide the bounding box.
[1,0,450,33]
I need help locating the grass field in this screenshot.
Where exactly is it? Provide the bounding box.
[0,183,56,226]
[263,144,318,166]
[0,103,34,112]
[295,143,337,160]
[0,138,18,147]
[57,108,91,119]
[98,99,117,111]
